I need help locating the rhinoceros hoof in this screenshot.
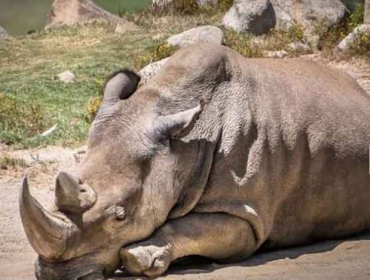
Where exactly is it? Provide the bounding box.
[120,243,172,277]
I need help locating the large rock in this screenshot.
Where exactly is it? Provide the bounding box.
[337,24,370,52]
[271,0,348,32]
[222,0,276,35]
[167,26,224,48]
[223,0,348,35]
[46,0,130,28]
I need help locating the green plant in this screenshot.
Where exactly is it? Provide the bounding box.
[347,31,370,59]
[117,6,128,18]
[267,24,305,50]
[85,97,103,123]
[0,93,50,145]
[223,29,264,58]
[133,43,179,70]
[0,155,29,170]
[348,3,365,31]
[315,3,364,55]
[217,0,234,11]
[152,0,200,15]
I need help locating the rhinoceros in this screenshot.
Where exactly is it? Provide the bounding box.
[20,43,370,280]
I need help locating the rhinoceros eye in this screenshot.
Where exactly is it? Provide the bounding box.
[115,206,126,220]
[105,205,126,221]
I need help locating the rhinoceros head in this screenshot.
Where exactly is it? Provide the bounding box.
[20,69,203,280]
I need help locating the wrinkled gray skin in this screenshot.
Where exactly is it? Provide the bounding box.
[20,43,370,280]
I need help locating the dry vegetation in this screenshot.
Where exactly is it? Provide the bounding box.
[0,1,369,150]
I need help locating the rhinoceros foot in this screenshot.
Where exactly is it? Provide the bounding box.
[120,239,173,277]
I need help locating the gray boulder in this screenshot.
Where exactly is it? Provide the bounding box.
[337,24,370,52]
[223,0,348,35]
[270,0,348,33]
[167,26,224,48]
[222,0,276,35]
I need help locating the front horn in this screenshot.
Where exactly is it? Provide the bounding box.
[19,176,70,260]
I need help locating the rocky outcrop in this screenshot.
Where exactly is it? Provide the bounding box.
[223,0,348,35]
[337,24,370,52]
[46,0,131,28]
[222,0,276,35]
[167,26,224,48]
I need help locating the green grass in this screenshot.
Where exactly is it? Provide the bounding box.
[0,2,369,149]
[0,23,165,148]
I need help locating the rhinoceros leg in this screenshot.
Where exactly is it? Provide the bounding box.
[120,213,257,277]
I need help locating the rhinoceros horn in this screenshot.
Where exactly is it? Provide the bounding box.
[19,176,70,259]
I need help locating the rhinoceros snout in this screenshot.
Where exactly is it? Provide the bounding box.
[35,257,105,280]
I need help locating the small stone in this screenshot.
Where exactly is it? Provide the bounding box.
[57,71,76,83]
[114,21,138,34]
[288,42,311,53]
[167,26,224,48]
[263,50,289,59]
[41,124,58,137]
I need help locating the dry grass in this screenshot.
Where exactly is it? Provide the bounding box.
[0,155,29,170]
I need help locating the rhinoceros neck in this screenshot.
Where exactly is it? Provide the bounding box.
[136,134,220,232]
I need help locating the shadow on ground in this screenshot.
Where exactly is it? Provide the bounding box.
[112,231,370,279]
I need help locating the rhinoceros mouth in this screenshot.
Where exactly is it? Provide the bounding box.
[35,256,105,280]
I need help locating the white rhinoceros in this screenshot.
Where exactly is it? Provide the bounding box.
[20,43,370,280]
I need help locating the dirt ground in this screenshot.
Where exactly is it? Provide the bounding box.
[1,57,370,280]
[1,177,370,280]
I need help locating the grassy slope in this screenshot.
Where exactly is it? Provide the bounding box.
[0,3,368,149]
[0,24,164,148]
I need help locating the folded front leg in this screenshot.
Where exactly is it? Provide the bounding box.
[120,213,257,277]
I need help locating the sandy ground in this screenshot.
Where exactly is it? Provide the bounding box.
[1,178,370,280]
[1,57,370,279]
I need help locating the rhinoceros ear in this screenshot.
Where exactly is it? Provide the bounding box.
[103,69,141,103]
[152,101,204,140]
